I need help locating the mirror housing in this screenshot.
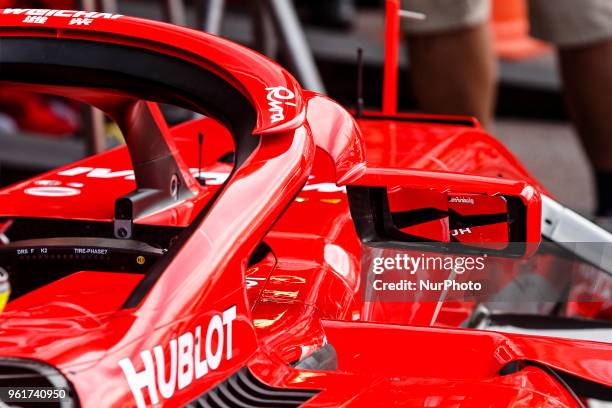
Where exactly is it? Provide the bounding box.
[345,168,541,257]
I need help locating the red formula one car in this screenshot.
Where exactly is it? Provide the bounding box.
[0,7,611,408]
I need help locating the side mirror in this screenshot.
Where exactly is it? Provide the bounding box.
[346,168,541,257]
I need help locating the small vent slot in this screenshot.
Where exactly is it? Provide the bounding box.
[186,368,319,408]
[0,358,76,408]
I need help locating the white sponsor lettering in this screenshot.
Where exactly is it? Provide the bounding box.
[154,339,177,399]
[34,180,61,186]
[119,306,236,408]
[449,196,475,205]
[451,228,472,236]
[205,315,223,370]
[85,168,135,179]
[24,186,80,197]
[177,331,194,390]
[266,86,296,123]
[42,167,346,196]
[57,167,93,177]
[3,8,123,21]
[56,167,229,186]
[22,15,46,24]
[69,18,93,26]
[119,350,158,407]
[74,248,108,255]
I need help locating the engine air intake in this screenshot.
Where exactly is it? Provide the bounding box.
[186,368,319,408]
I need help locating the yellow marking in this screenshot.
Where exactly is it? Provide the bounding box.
[136,256,146,265]
[320,198,342,204]
[0,289,10,314]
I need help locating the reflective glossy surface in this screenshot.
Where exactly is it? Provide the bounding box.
[0,10,609,408]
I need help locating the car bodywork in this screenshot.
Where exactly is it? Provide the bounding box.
[0,8,610,407]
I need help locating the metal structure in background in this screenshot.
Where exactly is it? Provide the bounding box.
[163,0,186,26]
[84,1,326,94]
[251,2,277,58]
[77,0,189,155]
[383,0,425,115]
[383,0,400,115]
[80,0,118,14]
[82,0,326,92]
[265,0,326,93]
[200,0,326,94]
[82,105,107,155]
[78,0,117,155]
[199,0,224,35]
[75,0,325,154]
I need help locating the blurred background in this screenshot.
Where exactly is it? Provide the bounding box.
[0,0,595,213]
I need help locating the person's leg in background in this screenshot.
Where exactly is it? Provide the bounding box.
[530,0,612,216]
[403,0,496,129]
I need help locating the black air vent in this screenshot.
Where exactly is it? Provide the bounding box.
[0,358,76,408]
[186,368,319,408]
